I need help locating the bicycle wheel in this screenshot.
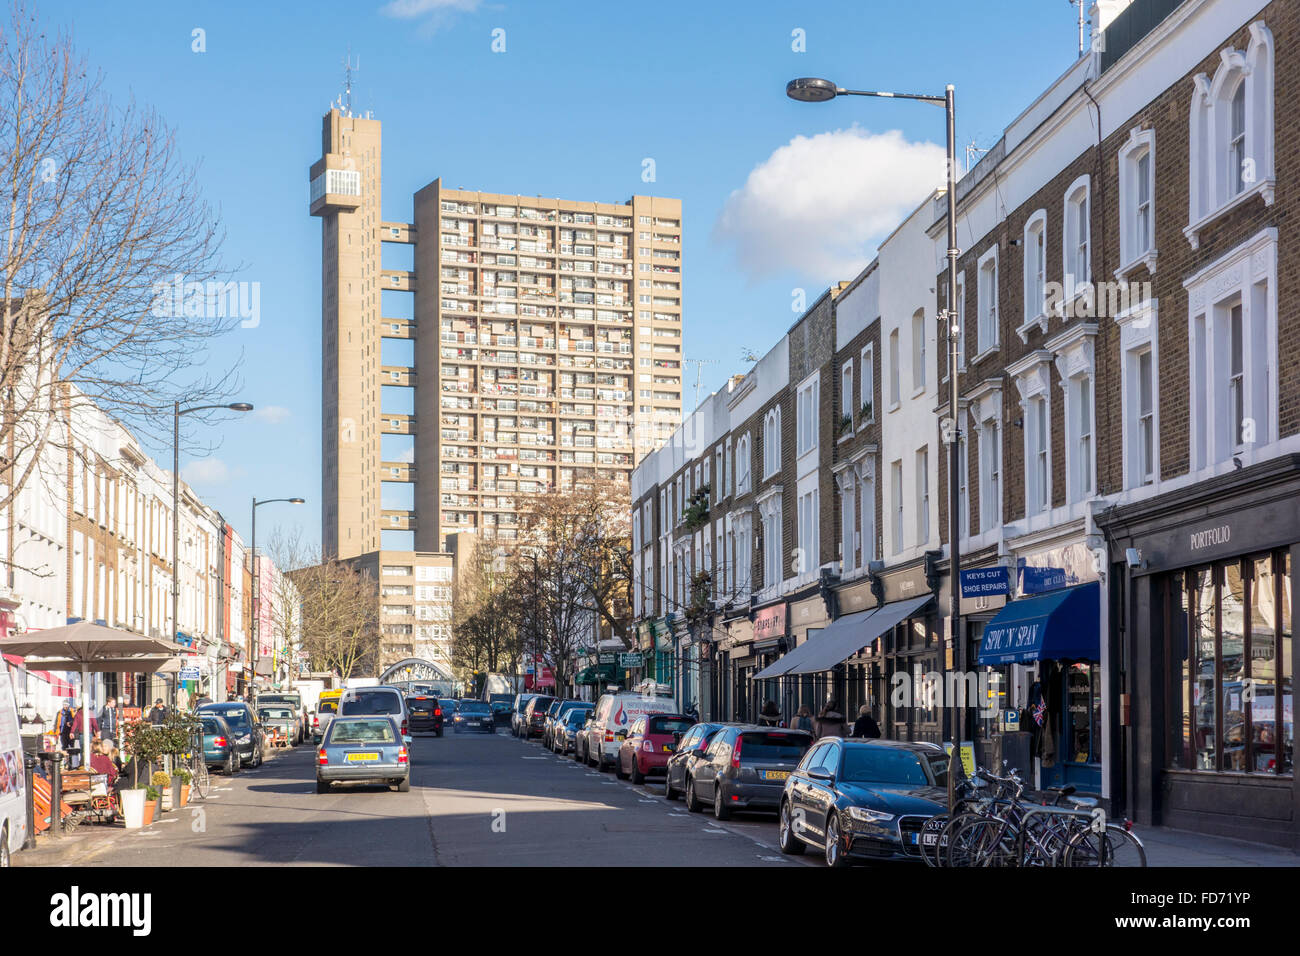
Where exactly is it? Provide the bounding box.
[1063,824,1147,867]
[946,817,1003,867]
[930,811,978,867]
[190,748,211,800]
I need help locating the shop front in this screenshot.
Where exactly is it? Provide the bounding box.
[1101,456,1300,847]
[748,602,787,723]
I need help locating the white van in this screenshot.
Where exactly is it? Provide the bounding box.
[0,669,28,865]
[584,691,679,771]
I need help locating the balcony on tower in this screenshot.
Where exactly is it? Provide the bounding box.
[308,158,363,216]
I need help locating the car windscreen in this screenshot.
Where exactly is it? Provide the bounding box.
[458,701,490,713]
[318,699,338,714]
[924,753,950,788]
[838,746,929,785]
[259,709,292,719]
[566,709,592,724]
[739,732,811,761]
[201,717,226,734]
[647,716,694,736]
[340,691,402,715]
[201,707,251,730]
[328,720,397,744]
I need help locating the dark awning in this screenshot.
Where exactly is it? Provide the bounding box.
[977,582,1100,666]
[752,595,933,679]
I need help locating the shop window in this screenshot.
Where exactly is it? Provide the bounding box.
[1168,551,1292,774]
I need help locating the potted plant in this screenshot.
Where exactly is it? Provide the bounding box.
[152,770,173,810]
[141,783,161,826]
[173,767,193,806]
[837,413,853,437]
[859,401,873,423]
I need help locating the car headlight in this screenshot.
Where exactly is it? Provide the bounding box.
[846,806,895,824]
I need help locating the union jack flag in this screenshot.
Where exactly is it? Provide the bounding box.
[1032,698,1048,726]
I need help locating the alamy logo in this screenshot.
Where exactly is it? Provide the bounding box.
[149,273,261,328]
[49,886,152,936]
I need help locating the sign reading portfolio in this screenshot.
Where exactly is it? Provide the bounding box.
[960,567,1009,598]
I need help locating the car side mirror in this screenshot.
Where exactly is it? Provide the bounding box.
[808,769,835,783]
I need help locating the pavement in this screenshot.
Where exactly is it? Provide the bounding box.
[15,728,1299,867]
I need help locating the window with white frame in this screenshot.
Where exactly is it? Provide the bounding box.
[797,485,818,576]
[957,437,969,538]
[838,470,856,572]
[703,455,711,495]
[1072,376,1093,499]
[1028,396,1049,515]
[889,329,901,405]
[891,459,904,554]
[1023,210,1048,332]
[735,433,751,494]
[714,447,724,501]
[759,493,782,589]
[715,524,725,597]
[912,309,926,392]
[840,361,853,435]
[977,247,999,355]
[1063,176,1091,301]
[763,407,781,477]
[1186,229,1277,471]
[859,469,876,564]
[860,345,875,420]
[978,420,1000,534]
[1051,324,1098,504]
[954,272,967,371]
[915,446,930,543]
[1118,128,1156,272]
[796,374,819,456]
[724,437,732,496]
[1114,299,1158,489]
[1187,22,1275,240]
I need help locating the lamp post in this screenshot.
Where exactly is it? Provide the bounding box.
[250,496,306,695]
[172,401,253,707]
[787,77,967,750]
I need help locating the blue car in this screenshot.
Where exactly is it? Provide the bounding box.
[316,716,410,793]
[199,713,239,774]
[197,701,265,768]
[778,738,949,867]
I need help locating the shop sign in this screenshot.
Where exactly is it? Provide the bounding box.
[1020,566,1067,594]
[619,652,644,668]
[754,603,786,641]
[598,653,616,664]
[960,567,1009,598]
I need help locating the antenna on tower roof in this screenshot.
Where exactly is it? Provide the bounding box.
[341,49,360,116]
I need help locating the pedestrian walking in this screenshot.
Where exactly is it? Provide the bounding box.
[758,699,781,727]
[814,699,848,739]
[55,699,75,751]
[792,706,814,733]
[98,696,118,748]
[147,698,168,725]
[850,703,882,739]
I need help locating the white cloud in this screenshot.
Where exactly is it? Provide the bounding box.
[253,405,292,425]
[182,458,232,485]
[379,0,480,31]
[714,126,946,282]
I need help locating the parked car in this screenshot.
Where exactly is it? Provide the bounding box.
[616,713,696,784]
[543,699,587,749]
[197,701,265,768]
[778,738,949,867]
[406,694,444,736]
[583,691,680,771]
[316,716,410,793]
[510,693,540,737]
[682,725,813,820]
[337,686,411,748]
[521,695,556,740]
[257,705,298,747]
[199,713,240,774]
[452,699,496,734]
[553,706,593,755]
[312,690,341,743]
[486,694,515,725]
[664,722,733,801]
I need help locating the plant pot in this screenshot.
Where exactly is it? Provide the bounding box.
[121,788,146,829]
[141,799,157,826]
[180,784,190,806]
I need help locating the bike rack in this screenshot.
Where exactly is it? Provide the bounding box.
[1014,804,1101,866]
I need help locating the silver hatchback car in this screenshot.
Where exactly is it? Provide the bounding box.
[316,716,410,793]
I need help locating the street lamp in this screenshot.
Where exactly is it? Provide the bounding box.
[787,76,967,751]
[172,401,254,706]
[251,496,306,696]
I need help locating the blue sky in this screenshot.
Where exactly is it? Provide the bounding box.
[46,0,1084,554]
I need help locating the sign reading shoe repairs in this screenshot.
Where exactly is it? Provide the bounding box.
[960,567,1009,598]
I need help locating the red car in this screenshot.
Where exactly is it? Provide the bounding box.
[617,713,696,784]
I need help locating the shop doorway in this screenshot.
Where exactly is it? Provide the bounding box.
[1039,662,1102,792]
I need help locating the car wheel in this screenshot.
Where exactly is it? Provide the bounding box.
[713,784,732,821]
[778,801,807,854]
[685,777,703,813]
[396,778,411,792]
[825,813,850,868]
[664,770,678,801]
[436,729,443,738]
[573,744,583,763]
[316,781,330,794]
[615,754,628,779]
[630,757,644,786]
[226,751,237,775]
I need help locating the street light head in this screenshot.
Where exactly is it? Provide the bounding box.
[228,403,254,412]
[786,77,839,103]
[290,497,305,504]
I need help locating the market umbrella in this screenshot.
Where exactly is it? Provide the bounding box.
[0,622,178,763]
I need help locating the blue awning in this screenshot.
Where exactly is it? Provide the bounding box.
[977,582,1100,666]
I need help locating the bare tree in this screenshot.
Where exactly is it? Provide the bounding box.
[450,536,524,678]
[273,532,381,683]
[0,3,240,543]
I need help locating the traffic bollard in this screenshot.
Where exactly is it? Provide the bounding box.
[23,754,37,849]
[50,751,63,838]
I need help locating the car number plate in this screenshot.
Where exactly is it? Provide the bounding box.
[761,770,790,781]
[346,752,379,762]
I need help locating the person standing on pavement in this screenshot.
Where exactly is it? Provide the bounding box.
[850,703,882,739]
[758,699,781,727]
[814,699,848,739]
[55,699,75,752]
[69,705,98,769]
[98,696,118,748]
[147,698,168,725]
[792,706,815,733]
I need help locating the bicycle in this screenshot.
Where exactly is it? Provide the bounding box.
[185,721,210,800]
[945,768,1100,867]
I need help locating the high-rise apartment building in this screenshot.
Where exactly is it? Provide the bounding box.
[311,108,684,559]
